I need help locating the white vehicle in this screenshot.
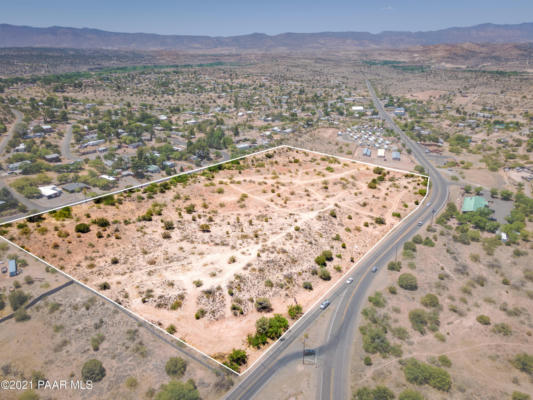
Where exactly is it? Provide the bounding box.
[371,266,378,273]
[320,300,331,310]
[417,221,423,227]
[346,277,354,284]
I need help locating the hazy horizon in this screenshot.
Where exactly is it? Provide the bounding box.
[2,0,533,37]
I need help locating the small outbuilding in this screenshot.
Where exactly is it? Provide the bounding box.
[8,259,17,277]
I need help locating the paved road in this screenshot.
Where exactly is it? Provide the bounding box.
[0,109,23,155]
[320,79,450,400]
[0,109,45,215]
[61,125,81,162]
[224,79,449,400]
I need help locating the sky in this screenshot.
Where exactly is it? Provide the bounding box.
[2,0,532,36]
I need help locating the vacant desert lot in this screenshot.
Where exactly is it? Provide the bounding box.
[3,146,426,368]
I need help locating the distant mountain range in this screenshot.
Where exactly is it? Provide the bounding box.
[1,22,533,51]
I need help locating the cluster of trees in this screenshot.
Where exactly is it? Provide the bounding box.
[247,315,289,349]
[402,358,452,391]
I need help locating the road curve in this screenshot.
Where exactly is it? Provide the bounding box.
[224,80,449,400]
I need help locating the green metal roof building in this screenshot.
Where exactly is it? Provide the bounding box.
[461,196,488,213]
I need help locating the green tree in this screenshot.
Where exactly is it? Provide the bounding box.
[165,357,187,378]
[155,379,200,400]
[81,359,106,382]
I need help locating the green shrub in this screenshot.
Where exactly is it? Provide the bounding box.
[75,223,90,233]
[14,308,30,322]
[403,358,451,391]
[403,241,417,252]
[165,357,187,378]
[438,355,452,368]
[195,308,206,319]
[492,323,512,336]
[354,386,394,400]
[318,268,331,281]
[92,218,110,228]
[420,294,439,308]
[409,309,429,334]
[368,292,386,308]
[512,391,531,400]
[512,353,533,375]
[8,290,29,310]
[288,304,303,319]
[363,356,372,366]
[81,359,106,382]
[155,379,199,400]
[387,261,402,271]
[255,298,272,312]
[303,281,313,290]
[398,273,418,291]
[476,315,491,325]
[398,389,425,400]
[91,333,105,351]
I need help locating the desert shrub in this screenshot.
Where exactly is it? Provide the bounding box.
[375,217,385,225]
[354,386,394,400]
[421,294,439,308]
[360,325,391,355]
[81,359,105,382]
[14,308,30,322]
[288,304,303,319]
[165,357,187,378]
[0,295,4,311]
[404,241,417,252]
[387,261,402,271]
[125,376,138,389]
[24,275,34,285]
[75,223,90,233]
[438,355,452,368]
[391,326,410,341]
[403,358,451,391]
[409,309,429,334]
[315,254,326,266]
[91,333,105,351]
[512,391,531,400]
[492,323,512,336]
[194,308,206,319]
[155,379,199,400]
[476,315,491,325]
[512,353,533,375]
[368,292,386,308]
[302,281,313,290]
[434,332,446,342]
[199,223,210,232]
[255,298,272,312]
[398,273,418,291]
[17,391,39,400]
[92,218,110,228]
[423,237,435,247]
[8,290,29,310]
[166,325,176,334]
[364,356,372,366]
[318,268,331,281]
[398,389,425,400]
[412,234,423,244]
[388,286,397,295]
[225,349,248,372]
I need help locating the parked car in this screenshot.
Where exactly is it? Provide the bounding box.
[320,300,331,310]
[1,267,6,274]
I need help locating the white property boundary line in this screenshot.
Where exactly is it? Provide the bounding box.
[0,144,429,377]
